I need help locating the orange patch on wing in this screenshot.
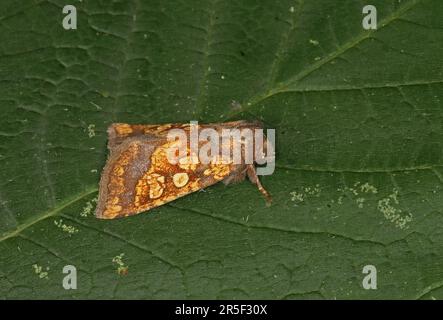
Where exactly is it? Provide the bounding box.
[132,139,205,214]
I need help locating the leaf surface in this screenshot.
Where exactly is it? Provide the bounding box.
[0,0,443,299]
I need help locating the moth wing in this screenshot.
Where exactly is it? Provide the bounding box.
[97,134,241,219]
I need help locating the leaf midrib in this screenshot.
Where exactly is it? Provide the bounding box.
[0,187,97,242]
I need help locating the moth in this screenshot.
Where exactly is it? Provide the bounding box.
[96,120,273,219]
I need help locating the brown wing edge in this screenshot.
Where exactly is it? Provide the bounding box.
[96,136,126,219]
[95,136,149,219]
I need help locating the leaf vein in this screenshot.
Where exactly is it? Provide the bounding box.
[168,204,386,246]
[0,188,97,242]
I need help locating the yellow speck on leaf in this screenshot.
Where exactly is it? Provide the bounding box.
[290,191,304,202]
[87,124,96,138]
[360,182,378,194]
[54,219,78,234]
[112,253,129,275]
[81,197,98,217]
[309,39,319,46]
[290,185,321,204]
[356,198,365,208]
[377,189,412,229]
[337,181,378,207]
[32,264,49,280]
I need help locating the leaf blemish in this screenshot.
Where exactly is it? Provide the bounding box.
[309,39,319,46]
[32,264,49,280]
[87,124,96,138]
[356,197,365,208]
[112,253,129,275]
[337,182,378,208]
[231,100,242,111]
[54,219,79,234]
[290,184,321,205]
[81,197,98,217]
[377,189,412,229]
[360,182,378,194]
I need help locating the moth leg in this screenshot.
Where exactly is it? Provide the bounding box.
[246,164,272,205]
[223,166,247,185]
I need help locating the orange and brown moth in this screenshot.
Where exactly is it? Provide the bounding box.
[96,120,272,219]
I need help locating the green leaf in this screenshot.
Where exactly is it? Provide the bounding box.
[1,0,442,299]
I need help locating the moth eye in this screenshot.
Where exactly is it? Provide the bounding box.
[173,172,189,188]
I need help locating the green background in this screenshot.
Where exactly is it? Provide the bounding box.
[0,0,442,299]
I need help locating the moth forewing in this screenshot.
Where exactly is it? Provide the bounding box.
[165,128,188,165]
[198,128,220,165]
